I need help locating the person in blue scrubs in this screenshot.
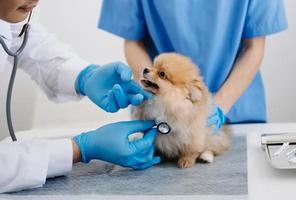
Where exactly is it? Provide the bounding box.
[98,0,288,129]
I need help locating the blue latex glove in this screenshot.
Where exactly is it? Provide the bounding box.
[76,63,153,113]
[207,105,226,133]
[73,120,161,170]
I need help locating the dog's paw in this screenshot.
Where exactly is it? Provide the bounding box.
[177,157,195,168]
[200,151,214,163]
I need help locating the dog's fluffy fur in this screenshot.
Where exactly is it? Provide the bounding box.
[132,53,230,168]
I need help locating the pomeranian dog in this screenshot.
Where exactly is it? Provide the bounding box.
[132,53,230,168]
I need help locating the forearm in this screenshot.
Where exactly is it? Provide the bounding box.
[124,40,153,81]
[214,37,265,114]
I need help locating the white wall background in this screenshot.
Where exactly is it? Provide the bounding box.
[0,0,296,139]
[261,0,296,122]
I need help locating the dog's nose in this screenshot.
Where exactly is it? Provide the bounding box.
[143,68,150,75]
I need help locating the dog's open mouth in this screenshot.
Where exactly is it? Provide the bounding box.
[141,79,159,94]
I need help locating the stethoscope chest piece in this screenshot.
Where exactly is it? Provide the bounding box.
[156,122,171,134]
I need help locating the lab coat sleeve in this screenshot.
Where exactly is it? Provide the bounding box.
[0,138,73,193]
[9,20,90,103]
[242,0,288,38]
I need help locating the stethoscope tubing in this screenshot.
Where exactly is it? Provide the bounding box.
[0,24,31,142]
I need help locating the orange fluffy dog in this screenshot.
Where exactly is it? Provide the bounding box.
[132,53,230,168]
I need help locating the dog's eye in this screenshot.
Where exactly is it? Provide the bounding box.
[158,71,166,79]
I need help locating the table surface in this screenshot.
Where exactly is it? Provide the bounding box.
[3,122,296,199]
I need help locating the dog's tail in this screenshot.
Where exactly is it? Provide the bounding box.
[206,126,231,156]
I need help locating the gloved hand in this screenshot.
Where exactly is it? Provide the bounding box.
[73,120,161,170]
[207,105,226,133]
[76,63,153,113]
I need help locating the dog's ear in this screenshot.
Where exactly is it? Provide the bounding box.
[187,79,203,103]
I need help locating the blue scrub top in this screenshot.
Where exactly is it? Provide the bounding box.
[98,0,288,123]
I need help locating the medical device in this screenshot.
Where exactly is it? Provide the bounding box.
[0,12,32,141]
[156,122,171,135]
[261,133,296,169]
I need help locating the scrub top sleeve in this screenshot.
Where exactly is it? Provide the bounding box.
[98,0,147,41]
[242,0,288,38]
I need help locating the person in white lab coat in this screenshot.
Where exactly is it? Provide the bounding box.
[0,0,160,193]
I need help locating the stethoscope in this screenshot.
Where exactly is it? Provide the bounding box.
[156,122,171,135]
[0,11,171,140]
[0,12,32,142]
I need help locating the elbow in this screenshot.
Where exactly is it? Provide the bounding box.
[243,37,266,65]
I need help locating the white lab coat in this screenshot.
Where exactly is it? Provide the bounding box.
[0,16,89,193]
